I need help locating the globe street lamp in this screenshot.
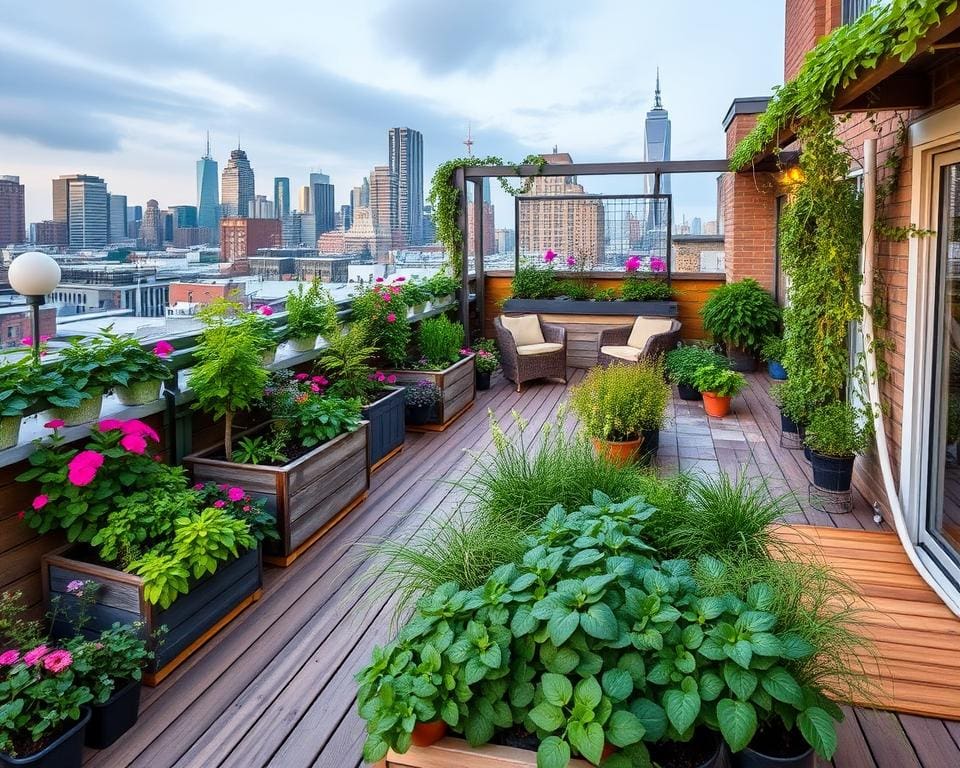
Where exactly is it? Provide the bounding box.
[7,252,61,364]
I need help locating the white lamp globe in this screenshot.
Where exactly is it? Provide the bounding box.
[8,252,61,297]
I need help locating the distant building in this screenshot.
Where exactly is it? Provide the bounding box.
[0,175,26,245]
[704,219,719,235]
[108,193,128,242]
[170,205,198,229]
[368,166,395,238]
[644,71,671,229]
[32,220,67,246]
[467,196,496,257]
[422,205,436,244]
[350,185,364,212]
[317,230,345,253]
[296,256,351,283]
[139,199,163,248]
[298,185,311,213]
[281,212,316,248]
[340,204,353,232]
[196,135,219,233]
[221,147,254,218]
[310,171,335,238]
[168,280,246,311]
[248,195,274,219]
[220,217,281,274]
[126,205,142,239]
[273,177,290,217]
[388,127,424,245]
[344,206,391,262]
[691,217,703,235]
[1,304,56,348]
[66,176,109,249]
[495,228,515,255]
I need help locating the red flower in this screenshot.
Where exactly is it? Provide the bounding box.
[153,340,174,358]
[213,500,226,508]
[42,649,73,673]
[375,277,384,283]
[67,451,105,486]
[16,510,24,520]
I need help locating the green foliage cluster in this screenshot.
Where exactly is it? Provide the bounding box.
[691,366,747,399]
[471,338,500,375]
[423,273,461,300]
[621,276,673,303]
[0,357,70,418]
[511,264,560,300]
[417,316,466,369]
[665,346,729,389]
[56,332,151,395]
[770,377,832,427]
[95,328,172,385]
[314,319,381,403]
[352,283,412,368]
[729,0,958,170]
[760,336,786,363]
[804,402,868,458]
[701,279,780,353]
[287,395,362,449]
[400,279,432,309]
[594,288,619,302]
[285,279,338,342]
[570,361,669,442]
[556,279,596,301]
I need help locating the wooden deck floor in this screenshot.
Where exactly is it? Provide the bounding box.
[83,372,960,768]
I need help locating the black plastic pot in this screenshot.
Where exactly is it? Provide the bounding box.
[476,371,492,391]
[727,344,758,373]
[780,410,799,435]
[1,708,90,768]
[811,452,855,492]
[735,744,814,768]
[649,731,726,768]
[735,727,815,767]
[405,404,432,426]
[638,428,660,467]
[677,382,702,401]
[85,679,141,750]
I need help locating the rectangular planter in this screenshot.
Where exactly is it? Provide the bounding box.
[384,738,593,767]
[183,422,370,566]
[42,545,263,687]
[503,297,678,317]
[387,355,476,432]
[361,387,406,470]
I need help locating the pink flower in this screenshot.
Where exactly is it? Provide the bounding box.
[310,383,320,393]
[66,580,85,593]
[40,335,50,343]
[651,257,666,273]
[382,293,392,302]
[68,451,105,486]
[31,495,48,510]
[41,650,73,673]
[227,487,245,502]
[460,348,472,356]
[120,434,147,455]
[386,374,397,384]
[242,505,251,512]
[566,256,576,266]
[213,500,226,508]
[386,313,396,323]
[294,372,309,381]
[97,418,125,432]
[21,337,33,347]
[0,650,20,666]
[153,340,174,358]
[23,645,49,667]
[375,277,384,283]
[395,276,406,282]
[391,285,402,294]
[544,249,557,263]
[44,419,65,429]
[625,256,641,272]
[376,372,386,382]
[258,305,274,316]
[121,419,159,442]
[218,483,229,491]
[193,483,204,490]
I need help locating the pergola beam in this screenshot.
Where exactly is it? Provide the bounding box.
[462,159,731,178]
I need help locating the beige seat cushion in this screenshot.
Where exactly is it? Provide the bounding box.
[501,314,545,347]
[600,345,641,362]
[627,317,674,351]
[517,342,564,356]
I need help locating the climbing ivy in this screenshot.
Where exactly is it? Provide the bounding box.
[730,0,958,170]
[427,154,545,277]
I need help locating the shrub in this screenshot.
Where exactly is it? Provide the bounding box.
[404,380,440,408]
[352,281,411,367]
[511,264,558,299]
[285,279,337,342]
[769,373,833,427]
[570,361,669,441]
[593,287,618,301]
[665,345,729,388]
[556,279,596,300]
[691,364,746,397]
[804,402,869,457]
[760,335,786,363]
[701,278,780,352]
[621,275,673,302]
[417,315,465,369]
[314,319,381,402]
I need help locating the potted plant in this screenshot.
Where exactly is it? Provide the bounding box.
[0,358,63,451]
[570,361,666,465]
[352,280,412,369]
[472,338,500,391]
[404,380,440,426]
[285,279,337,352]
[102,332,174,406]
[803,402,868,493]
[770,375,834,452]
[760,336,787,381]
[424,272,461,306]
[701,279,780,372]
[665,346,730,401]
[251,305,280,365]
[692,364,747,418]
[399,278,431,317]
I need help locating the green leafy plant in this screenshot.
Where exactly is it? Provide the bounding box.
[352,281,411,368]
[569,360,668,442]
[621,276,673,302]
[769,374,833,427]
[0,357,64,418]
[510,264,559,299]
[691,365,746,398]
[400,279,431,309]
[471,338,500,375]
[314,319,381,402]
[55,333,138,395]
[172,506,256,579]
[556,279,596,301]
[665,346,730,389]
[96,327,171,386]
[701,279,780,353]
[234,434,288,466]
[804,402,868,458]
[423,272,460,300]
[417,315,465,369]
[289,395,362,449]
[760,336,786,363]
[593,287,618,302]
[285,279,338,342]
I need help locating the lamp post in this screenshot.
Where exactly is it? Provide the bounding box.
[8,251,61,365]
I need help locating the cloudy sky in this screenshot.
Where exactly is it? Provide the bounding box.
[1,0,785,229]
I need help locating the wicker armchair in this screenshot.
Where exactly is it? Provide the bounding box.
[495,315,567,392]
[598,317,681,366]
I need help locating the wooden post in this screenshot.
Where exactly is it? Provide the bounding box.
[454,166,470,332]
[471,178,485,343]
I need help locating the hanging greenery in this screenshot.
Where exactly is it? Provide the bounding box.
[730,0,957,170]
[427,154,546,277]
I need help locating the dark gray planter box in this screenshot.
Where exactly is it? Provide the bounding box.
[503,298,678,317]
[387,355,476,430]
[43,545,263,686]
[361,386,406,470]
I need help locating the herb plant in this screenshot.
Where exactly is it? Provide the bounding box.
[400,279,431,309]
[569,360,668,442]
[417,315,466,369]
[423,272,460,300]
[665,346,729,389]
[314,320,381,402]
[285,279,337,342]
[96,328,172,386]
[510,264,559,300]
[701,279,780,353]
[804,402,868,458]
[621,276,673,302]
[691,365,747,398]
[556,279,596,301]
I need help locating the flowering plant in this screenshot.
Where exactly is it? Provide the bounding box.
[55,328,165,395]
[314,319,384,403]
[470,338,500,375]
[404,380,441,408]
[0,357,79,419]
[263,371,362,452]
[352,282,411,367]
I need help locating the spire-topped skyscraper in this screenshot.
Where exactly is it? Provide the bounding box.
[644,70,671,228]
[196,132,219,233]
[221,146,255,218]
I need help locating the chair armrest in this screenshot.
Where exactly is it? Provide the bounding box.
[541,323,566,345]
[599,325,632,347]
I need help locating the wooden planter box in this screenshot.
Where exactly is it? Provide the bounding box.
[184,422,370,567]
[361,386,406,471]
[503,298,678,317]
[384,738,593,767]
[387,355,476,432]
[42,544,262,687]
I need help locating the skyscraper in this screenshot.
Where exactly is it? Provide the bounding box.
[65,176,108,248]
[340,204,353,232]
[248,195,274,219]
[139,199,162,248]
[368,166,395,236]
[108,193,128,242]
[644,70,671,230]
[221,147,255,218]
[197,134,219,232]
[0,175,26,245]
[388,127,424,245]
[350,185,363,213]
[274,177,291,217]
[310,171,335,238]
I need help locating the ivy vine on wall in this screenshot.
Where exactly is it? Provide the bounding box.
[427,155,545,277]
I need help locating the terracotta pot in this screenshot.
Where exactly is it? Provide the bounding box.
[591,435,644,466]
[411,721,447,748]
[701,392,731,418]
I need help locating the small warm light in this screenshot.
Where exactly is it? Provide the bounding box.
[8,251,61,297]
[781,166,805,185]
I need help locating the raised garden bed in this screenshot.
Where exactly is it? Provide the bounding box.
[387,355,476,432]
[42,544,262,687]
[502,298,678,317]
[361,387,406,471]
[184,422,370,567]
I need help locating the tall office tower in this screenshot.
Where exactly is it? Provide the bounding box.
[248,195,274,219]
[340,204,353,232]
[644,70,671,229]
[65,176,109,248]
[126,205,142,239]
[0,175,26,245]
[196,133,220,231]
[691,216,703,235]
[368,166,395,236]
[298,185,311,213]
[221,147,255,218]
[388,127,424,245]
[361,176,370,207]
[107,193,128,242]
[139,200,163,248]
[310,171,335,237]
[170,205,198,229]
[280,212,316,247]
[273,177,290,217]
[350,185,363,213]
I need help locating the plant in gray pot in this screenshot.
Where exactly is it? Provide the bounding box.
[701,278,780,373]
[404,380,440,426]
[803,401,869,493]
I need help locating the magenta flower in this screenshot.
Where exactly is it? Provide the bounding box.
[213,500,226,508]
[153,340,174,358]
[310,383,321,393]
[0,650,20,666]
[97,418,125,432]
[193,483,204,490]
[566,256,576,266]
[227,487,245,502]
[67,450,105,487]
[376,372,386,383]
[544,249,557,263]
[120,433,147,455]
[258,305,274,316]
[294,373,309,381]
[42,649,73,673]
[625,256,641,272]
[382,293,391,302]
[21,337,33,347]
[375,277,384,283]
[395,276,406,282]
[23,645,49,667]
[40,335,50,343]
[386,374,397,384]
[121,419,160,442]
[650,256,666,273]
[386,313,396,323]
[66,580,85,593]
[31,495,48,510]
[44,419,65,429]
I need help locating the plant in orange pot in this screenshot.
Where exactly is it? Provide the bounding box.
[692,364,746,419]
[569,360,668,466]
